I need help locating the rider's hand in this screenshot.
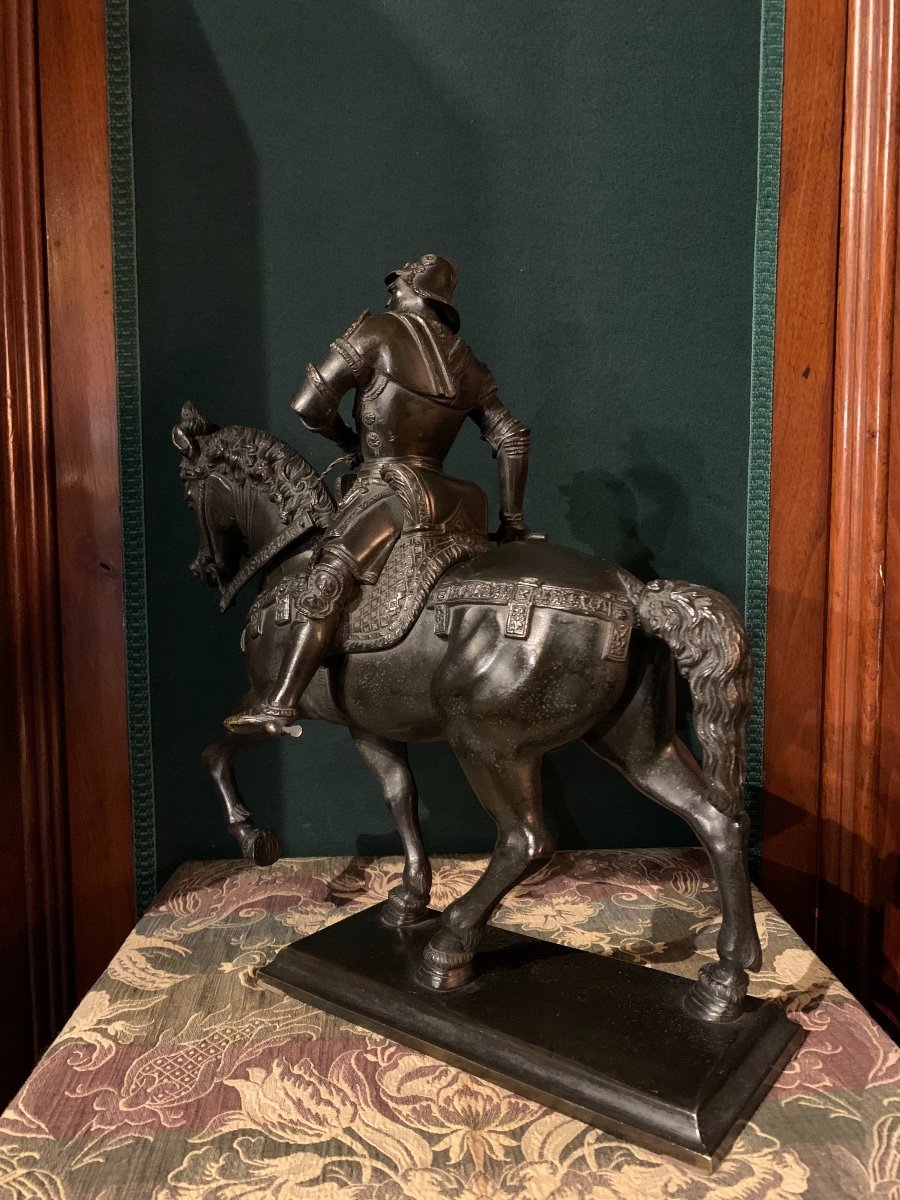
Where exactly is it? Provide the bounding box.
[497,516,532,543]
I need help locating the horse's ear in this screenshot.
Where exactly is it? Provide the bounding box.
[172,401,218,458]
[172,424,196,457]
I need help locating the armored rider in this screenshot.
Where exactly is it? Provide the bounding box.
[226,254,533,734]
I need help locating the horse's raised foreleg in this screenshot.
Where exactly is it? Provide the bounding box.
[351,731,431,926]
[419,747,555,990]
[202,713,283,867]
[586,704,761,1021]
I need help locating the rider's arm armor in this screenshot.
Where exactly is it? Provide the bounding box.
[291,310,373,453]
[470,374,531,524]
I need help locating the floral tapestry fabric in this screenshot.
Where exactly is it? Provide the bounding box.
[2,849,899,1199]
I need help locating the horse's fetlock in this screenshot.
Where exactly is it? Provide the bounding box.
[441,905,480,949]
[718,923,763,973]
[442,903,466,936]
[404,863,431,894]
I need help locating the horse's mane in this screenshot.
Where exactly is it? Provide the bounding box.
[178,406,336,525]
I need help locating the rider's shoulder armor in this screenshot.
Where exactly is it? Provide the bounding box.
[346,311,488,409]
[327,309,374,390]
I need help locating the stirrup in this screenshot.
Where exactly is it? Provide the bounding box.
[225,704,303,737]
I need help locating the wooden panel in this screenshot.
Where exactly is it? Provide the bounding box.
[0,0,72,1101]
[37,0,135,993]
[818,0,900,1012]
[762,0,846,943]
[875,274,900,1034]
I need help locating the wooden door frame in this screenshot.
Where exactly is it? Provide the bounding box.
[36,0,136,999]
[760,0,847,945]
[0,0,72,1103]
[1,0,134,1104]
[763,0,900,1036]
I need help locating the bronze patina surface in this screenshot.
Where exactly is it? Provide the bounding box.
[175,259,791,1157]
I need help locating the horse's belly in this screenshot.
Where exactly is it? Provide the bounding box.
[331,617,445,741]
[431,606,630,749]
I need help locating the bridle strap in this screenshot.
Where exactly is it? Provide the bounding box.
[195,478,212,560]
[218,511,314,612]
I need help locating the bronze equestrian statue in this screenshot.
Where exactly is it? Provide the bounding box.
[224,254,533,735]
[174,255,761,1023]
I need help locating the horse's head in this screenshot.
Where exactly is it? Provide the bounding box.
[173,401,336,599]
[172,403,242,590]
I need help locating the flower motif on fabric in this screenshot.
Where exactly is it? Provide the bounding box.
[373,1046,538,1172]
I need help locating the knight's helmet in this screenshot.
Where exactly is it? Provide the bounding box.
[385,254,460,333]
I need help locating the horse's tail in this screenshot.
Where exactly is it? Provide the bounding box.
[630,579,753,817]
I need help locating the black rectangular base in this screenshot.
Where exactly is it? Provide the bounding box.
[259,903,804,1170]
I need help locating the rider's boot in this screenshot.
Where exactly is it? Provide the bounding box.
[225,554,356,735]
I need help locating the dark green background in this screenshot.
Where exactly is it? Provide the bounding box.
[129,1,762,884]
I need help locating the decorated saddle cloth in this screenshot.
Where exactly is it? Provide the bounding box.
[334,527,488,651]
[245,461,489,653]
[245,528,489,653]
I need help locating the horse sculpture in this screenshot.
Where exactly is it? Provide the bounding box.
[175,402,761,1022]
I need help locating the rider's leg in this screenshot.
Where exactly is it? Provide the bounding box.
[225,552,356,734]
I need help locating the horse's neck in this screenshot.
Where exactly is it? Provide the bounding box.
[237,483,282,555]
[236,482,317,593]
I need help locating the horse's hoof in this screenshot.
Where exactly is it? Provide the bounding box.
[244,827,283,867]
[416,955,474,991]
[416,939,475,990]
[685,961,749,1023]
[381,887,429,928]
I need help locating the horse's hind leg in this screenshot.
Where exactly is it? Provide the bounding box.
[419,747,555,990]
[352,731,431,926]
[586,717,760,1021]
[202,711,283,866]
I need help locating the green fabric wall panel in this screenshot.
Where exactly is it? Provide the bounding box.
[127,1,767,885]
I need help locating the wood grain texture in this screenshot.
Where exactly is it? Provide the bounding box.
[761,0,846,944]
[875,276,900,1034]
[37,0,136,994]
[819,0,900,1010]
[0,0,72,1102]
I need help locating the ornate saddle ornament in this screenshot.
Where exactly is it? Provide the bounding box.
[245,528,489,653]
[429,576,635,658]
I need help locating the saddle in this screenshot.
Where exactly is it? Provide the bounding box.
[333,527,488,651]
[245,527,489,653]
[243,460,491,653]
